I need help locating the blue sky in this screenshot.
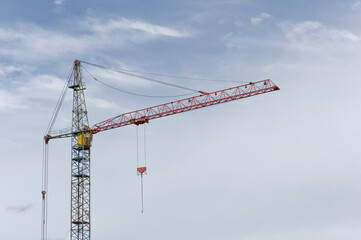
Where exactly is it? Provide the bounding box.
[1,1,361,240]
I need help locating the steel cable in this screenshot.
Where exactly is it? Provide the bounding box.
[80,60,243,83]
[41,142,49,240]
[80,61,202,92]
[82,65,196,98]
[45,65,73,135]
[42,64,73,240]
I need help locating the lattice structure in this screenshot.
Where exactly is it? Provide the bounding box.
[70,60,91,240]
[90,79,279,133]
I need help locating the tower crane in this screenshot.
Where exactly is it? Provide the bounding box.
[41,60,280,240]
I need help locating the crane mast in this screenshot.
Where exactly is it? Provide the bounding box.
[43,60,280,240]
[69,60,91,240]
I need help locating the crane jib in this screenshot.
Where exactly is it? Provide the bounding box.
[89,79,279,134]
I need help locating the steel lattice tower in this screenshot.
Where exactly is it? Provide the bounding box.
[70,60,91,240]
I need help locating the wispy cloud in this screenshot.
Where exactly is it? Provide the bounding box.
[0,72,67,112]
[18,74,67,100]
[0,24,84,61]
[0,17,192,62]
[0,64,23,76]
[0,89,26,111]
[53,0,66,13]
[54,0,64,5]
[6,204,34,213]
[281,21,360,43]
[0,67,133,113]
[87,97,123,111]
[251,13,272,25]
[222,19,360,58]
[351,1,361,11]
[87,18,191,38]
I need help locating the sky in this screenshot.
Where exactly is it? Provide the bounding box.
[1,0,361,239]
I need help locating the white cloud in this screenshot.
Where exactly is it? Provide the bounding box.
[222,19,361,62]
[0,64,23,76]
[0,16,185,113]
[88,18,191,38]
[0,18,192,62]
[251,13,272,25]
[0,68,129,113]
[0,89,26,111]
[18,74,66,100]
[0,73,67,112]
[282,21,360,43]
[87,97,122,110]
[0,24,84,61]
[351,1,361,11]
[54,0,64,5]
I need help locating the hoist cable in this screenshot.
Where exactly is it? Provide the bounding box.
[135,125,146,213]
[41,142,49,240]
[80,60,242,83]
[141,174,144,214]
[136,127,139,168]
[80,61,200,93]
[42,64,73,240]
[45,144,48,239]
[82,66,195,99]
[144,125,146,168]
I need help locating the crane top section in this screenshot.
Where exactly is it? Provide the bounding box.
[89,79,279,134]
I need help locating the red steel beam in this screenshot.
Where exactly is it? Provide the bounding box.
[90,79,279,134]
